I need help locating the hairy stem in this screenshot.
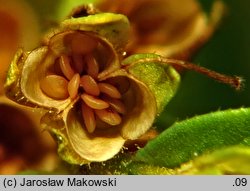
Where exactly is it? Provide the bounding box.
[127,57,243,90]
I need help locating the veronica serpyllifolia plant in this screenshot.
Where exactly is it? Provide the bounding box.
[4,5,241,165]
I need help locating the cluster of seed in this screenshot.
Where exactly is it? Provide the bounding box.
[40,34,126,133]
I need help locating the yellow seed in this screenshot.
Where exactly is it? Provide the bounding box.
[81,103,96,133]
[98,83,121,99]
[59,55,75,80]
[104,97,126,114]
[72,54,84,74]
[40,75,69,99]
[95,109,121,126]
[81,93,109,110]
[71,33,97,55]
[68,73,80,99]
[85,55,99,78]
[80,75,100,96]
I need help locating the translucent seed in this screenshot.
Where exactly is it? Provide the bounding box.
[40,75,69,99]
[71,33,97,55]
[95,109,121,126]
[68,73,80,99]
[72,54,84,74]
[103,97,126,114]
[81,103,96,133]
[80,75,100,96]
[85,55,99,78]
[59,55,75,80]
[81,93,109,110]
[98,83,121,99]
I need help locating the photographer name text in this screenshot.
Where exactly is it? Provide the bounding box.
[18,177,117,187]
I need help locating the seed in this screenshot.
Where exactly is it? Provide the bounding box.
[85,55,99,78]
[95,109,121,126]
[59,55,75,80]
[80,75,100,96]
[103,97,126,114]
[98,83,121,99]
[71,33,97,55]
[72,54,84,74]
[81,103,96,133]
[81,93,109,110]
[68,73,80,99]
[40,75,69,99]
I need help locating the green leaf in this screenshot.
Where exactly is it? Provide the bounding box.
[180,146,250,175]
[135,108,250,168]
[122,54,180,114]
[126,162,176,175]
[76,154,175,175]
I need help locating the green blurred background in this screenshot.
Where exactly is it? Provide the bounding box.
[157,0,250,128]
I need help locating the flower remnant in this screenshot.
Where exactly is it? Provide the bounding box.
[5,11,181,164]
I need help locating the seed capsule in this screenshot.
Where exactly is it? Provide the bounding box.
[85,55,99,78]
[59,55,75,80]
[80,75,100,96]
[98,83,121,99]
[81,103,96,133]
[81,93,109,110]
[40,75,69,99]
[95,109,121,126]
[68,73,80,99]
